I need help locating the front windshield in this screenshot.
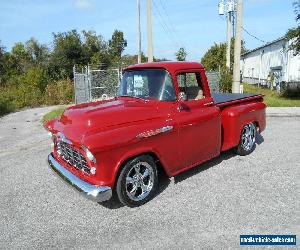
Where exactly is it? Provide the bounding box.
[118,69,176,101]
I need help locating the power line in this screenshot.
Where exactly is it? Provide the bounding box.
[242,27,266,43]
[152,0,180,49]
[220,12,266,44]
[152,0,179,47]
[231,13,266,43]
[152,9,178,50]
[158,0,185,48]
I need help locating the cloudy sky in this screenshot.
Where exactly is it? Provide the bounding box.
[0,0,297,61]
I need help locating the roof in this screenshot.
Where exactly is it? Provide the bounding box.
[125,61,204,73]
[242,36,287,57]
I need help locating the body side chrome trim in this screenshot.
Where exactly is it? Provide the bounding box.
[48,154,112,202]
[136,125,174,138]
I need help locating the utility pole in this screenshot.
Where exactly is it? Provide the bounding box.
[226,11,232,69]
[219,0,234,69]
[226,0,235,69]
[232,0,243,93]
[137,0,142,63]
[147,0,154,62]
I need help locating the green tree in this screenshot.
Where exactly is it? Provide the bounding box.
[201,39,247,72]
[25,38,49,68]
[121,52,147,67]
[49,30,86,79]
[0,41,6,85]
[82,30,107,57]
[10,42,32,74]
[176,47,187,61]
[201,43,226,71]
[82,30,111,68]
[286,1,300,55]
[108,30,127,65]
[201,39,247,92]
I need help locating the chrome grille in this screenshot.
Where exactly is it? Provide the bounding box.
[56,141,90,174]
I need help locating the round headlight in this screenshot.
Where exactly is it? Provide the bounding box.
[90,167,96,175]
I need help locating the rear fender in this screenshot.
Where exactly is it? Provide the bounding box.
[221,101,266,151]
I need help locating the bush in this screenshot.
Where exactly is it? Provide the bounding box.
[220,67,232,92]
[0,78,73,117]
[44,79,74,105]
[22,67,49,93]
[14,83,44,108]
[0,86,17,116]
[281,82,300,98]
[0,81,44,116]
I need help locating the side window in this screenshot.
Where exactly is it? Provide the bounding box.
[176,72,205,100]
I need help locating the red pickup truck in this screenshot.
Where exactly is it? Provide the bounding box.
[46,62,266,207]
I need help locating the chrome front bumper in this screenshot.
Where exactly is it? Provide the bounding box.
[48,154,112,202]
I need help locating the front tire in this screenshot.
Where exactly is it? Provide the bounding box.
[236,122,256,156]
[116,155,158,207]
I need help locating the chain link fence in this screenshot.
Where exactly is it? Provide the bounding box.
[74,66,121,104]
[206,71,220,93]
[90,69,120,100]
[73,67,90,104]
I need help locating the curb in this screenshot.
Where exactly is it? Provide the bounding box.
[266,114,300,117]
[267,114,300,117]
[266,108,300,118]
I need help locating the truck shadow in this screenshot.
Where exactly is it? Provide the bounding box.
[256,133,264,145]
[174,133,264,183]
[100,173,171,209]
[174,149,236,184]
[100,134,264,209]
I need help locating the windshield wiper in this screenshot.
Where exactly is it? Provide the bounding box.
[117,95,146,101]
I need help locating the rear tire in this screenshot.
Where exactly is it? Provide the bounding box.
[116,155,158,207]
[236,122,256,156]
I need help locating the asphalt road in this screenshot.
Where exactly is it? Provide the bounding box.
[0,107,299,249]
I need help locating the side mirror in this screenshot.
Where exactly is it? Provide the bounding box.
[178,92,187,102]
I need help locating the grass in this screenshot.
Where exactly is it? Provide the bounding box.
[42,107,65,124]
[243,83,300,107]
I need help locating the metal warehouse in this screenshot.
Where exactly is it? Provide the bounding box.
[240,37,300,90]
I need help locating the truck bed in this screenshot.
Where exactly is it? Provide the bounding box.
[212,93,263,108]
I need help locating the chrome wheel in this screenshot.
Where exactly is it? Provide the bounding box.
[125,162,154,202]
[241,123,256,151]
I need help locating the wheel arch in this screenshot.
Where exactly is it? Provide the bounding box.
[113,150,169,189]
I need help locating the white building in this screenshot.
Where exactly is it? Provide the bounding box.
[240,37,300,89]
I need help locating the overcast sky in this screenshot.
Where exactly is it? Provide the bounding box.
[0,0,297,61]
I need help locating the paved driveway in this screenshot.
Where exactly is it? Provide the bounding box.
[0,107,299,249]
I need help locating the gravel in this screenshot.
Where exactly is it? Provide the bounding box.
[0,107,299,249]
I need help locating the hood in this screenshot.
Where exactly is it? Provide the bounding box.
[57,98,162,143]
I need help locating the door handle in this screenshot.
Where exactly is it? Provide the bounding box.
[204,101,214,106]
[177,105,183,112]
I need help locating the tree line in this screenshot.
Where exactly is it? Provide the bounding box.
[0,29,142,116]
[0,29,129,85]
